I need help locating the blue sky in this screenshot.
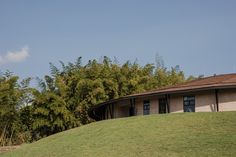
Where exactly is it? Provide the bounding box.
[0,0,236,79]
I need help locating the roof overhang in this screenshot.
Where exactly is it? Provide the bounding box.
[91,84,236,110]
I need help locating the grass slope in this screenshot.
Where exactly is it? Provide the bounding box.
[2,112,236,157]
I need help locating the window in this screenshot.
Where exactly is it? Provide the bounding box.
[143,100,150,115]
[159,98,167,114]
[183,96,195,112]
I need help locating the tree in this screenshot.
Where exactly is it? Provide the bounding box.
[0,56,190,143]
[0,74,28,145]
[32,91,78,140]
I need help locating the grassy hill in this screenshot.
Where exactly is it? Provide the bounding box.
[2,112,236,157]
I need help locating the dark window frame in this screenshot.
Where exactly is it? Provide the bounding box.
[183,96,195,112]
[143,100,150,115]
[159,98,167,114]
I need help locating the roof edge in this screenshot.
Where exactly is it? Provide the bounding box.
[91,83,236,109]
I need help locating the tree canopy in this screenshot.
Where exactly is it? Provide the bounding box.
[0,56,196,145]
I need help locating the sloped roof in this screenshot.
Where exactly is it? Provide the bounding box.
[127,73,236,97]
[93,73,236,108]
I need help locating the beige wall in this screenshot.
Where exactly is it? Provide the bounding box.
[193,89,236,112]
[150,97,159,114]
[135,96,163,115]
[219,89,236,111]
[110,89,236,119]
[170,91,218,113]
[170,95,183,113]
[195,91,216,112]
[135,97,143,116]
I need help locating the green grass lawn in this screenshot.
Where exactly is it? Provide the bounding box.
[2,112,236,157]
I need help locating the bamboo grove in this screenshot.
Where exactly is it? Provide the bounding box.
[0,56,195,146]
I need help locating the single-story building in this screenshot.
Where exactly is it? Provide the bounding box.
[89,73,236,121]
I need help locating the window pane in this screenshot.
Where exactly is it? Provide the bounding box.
[190,101,195,105]
[183,96,195,112]
[184,101,189,106]
[189,97,194,101]
[143,100,150,115]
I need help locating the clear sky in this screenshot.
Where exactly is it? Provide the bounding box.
[0,0,236,79]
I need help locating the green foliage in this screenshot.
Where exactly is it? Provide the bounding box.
[30,56,189,139]
[32,92,78,140]
[0,74,33,146]
[0,56,194,144]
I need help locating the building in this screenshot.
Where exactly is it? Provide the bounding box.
[89,73,236,121]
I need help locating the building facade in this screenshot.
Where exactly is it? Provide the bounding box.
[89,74,236,120]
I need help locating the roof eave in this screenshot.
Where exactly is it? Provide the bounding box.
[91,84,236,109]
